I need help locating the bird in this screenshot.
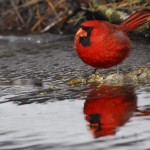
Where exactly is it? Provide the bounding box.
[75,10,150,73]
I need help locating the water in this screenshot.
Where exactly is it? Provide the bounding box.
[0,34,149,150]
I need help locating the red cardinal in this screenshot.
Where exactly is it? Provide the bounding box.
[75,10,150,70]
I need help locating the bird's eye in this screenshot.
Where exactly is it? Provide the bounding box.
[81,26,93,35]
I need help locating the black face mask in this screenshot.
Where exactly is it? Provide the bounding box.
[79,26,93,47]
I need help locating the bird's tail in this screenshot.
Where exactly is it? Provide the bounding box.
[120,9,150,32]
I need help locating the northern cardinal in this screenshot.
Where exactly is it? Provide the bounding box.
[75,10,150,71]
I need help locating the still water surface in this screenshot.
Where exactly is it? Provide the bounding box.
[0,34,149,150]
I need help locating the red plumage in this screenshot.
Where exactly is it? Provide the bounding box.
[75,10,150,69]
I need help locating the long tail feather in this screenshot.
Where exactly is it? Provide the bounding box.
[120,9,150,32]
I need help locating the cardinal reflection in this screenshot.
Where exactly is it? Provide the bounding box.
[83,85,137,138]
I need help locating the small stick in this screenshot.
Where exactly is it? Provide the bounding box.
[46,0,59,19]
[11,0,26,27]
[31,16,45,32]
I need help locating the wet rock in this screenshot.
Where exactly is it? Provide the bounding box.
[125,67,150,84]
[68,67,150,86]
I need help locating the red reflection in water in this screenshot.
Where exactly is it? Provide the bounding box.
[83,86,137,138]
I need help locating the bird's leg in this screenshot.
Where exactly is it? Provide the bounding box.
[93,68,97,74]
[85,69,98,83]
[116,65,123,76]
[85,68,97,83]
[116,65,120,75]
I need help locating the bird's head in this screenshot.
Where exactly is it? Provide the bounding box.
[75,20,101,47]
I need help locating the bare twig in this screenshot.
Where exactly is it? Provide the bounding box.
[41,16,67,33]
[17,0,43,9]
[46,0,59,19]
[31,16,45,32]
[11,0,26,27]
[3,0,43,16]
[30,0,67,32]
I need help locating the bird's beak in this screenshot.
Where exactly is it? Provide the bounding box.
[75,28,87,38]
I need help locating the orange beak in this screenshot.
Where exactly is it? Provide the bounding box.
[75,28,87,38]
